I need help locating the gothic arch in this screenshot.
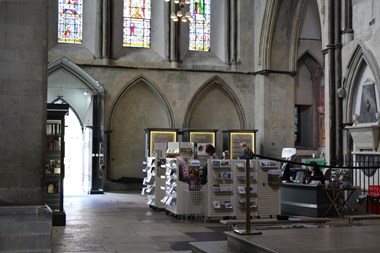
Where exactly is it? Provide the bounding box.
[47,57,105,193]
[48,57,105,94]
[296,52,323,147]
[183,76,246,128]
[107,75,175,180]
[51,96,83,129]
[259,0,306,72]
[298,51,321,79]
[107,75,175,130]
[343,41,380,124]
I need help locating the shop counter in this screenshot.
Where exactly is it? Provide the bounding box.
[281,182,334,217]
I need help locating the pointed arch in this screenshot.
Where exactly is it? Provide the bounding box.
[48,57,105,94]
[259,0,305,73]
[298,51,321,79]
[343,41,380,123]
[295,52,323,147]
[107,75,175,131]
[107,75,175,180]
[47,57,105,133]
[183,76,246,128]
[51,96,84,129]
[47,57,105,193]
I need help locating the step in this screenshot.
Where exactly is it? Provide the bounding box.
[189,240,240,253]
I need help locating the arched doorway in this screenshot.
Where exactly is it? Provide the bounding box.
[48,57,105,194]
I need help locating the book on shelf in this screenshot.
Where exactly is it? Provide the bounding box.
[237,185,257,194]
[224,200,232,208]
[212,200,221,208]
[222,172,232,180]
[220,160,230,168]
[212,160,221,168]
[237,185,245,194]
[213,184,221,192]
[238,200,257,209]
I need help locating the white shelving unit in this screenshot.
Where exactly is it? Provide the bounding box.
[233,160,258,219]
[204,159,280,220]
[161,158,204,218]
[141,156,166,209]
[205,159,235,220]
[257,159,281,218]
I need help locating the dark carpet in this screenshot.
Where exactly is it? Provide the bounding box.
[169,226,226,251]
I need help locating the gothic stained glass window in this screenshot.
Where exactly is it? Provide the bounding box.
[123,0,151,48]
[58,0,83,44]
[189,0,211,51]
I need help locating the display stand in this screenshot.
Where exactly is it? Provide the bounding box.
[141,156,166,209]
[162,157,203,219]
[256,159,281,217]
[233,160,258,220]
[204,158,280,222]
[45,104,69,226]
[205,159,234,220]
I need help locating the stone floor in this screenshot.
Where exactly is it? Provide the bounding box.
[52,191,380,253]
[52,191,226,253]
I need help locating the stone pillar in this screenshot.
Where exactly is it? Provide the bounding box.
[0,0,52,252]
[254,74,295,157]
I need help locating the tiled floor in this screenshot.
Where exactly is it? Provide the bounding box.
[52,191,226,253]
[52,191,380,253]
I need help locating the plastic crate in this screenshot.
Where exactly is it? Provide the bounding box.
[369,185,380,197]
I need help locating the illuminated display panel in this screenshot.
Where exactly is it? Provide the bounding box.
[230,132,255,159]
[189,0,211,51]
[149,131,177,156]
[58,0,83,44]
[189,132,215,146]
[123,0,151,48]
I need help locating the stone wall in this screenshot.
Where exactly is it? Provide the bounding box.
[0,0,52,251]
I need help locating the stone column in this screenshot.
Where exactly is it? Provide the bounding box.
[0,0,52,252]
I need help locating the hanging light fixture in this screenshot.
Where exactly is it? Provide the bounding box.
[165,0,193,23]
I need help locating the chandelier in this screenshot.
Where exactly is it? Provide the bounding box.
[164,0,193,23]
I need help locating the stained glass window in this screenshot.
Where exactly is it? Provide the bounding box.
[123,0,151,48]
[58,0,83,44]
[189,0,211,51]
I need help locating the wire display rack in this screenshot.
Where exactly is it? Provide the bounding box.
[182,186,206,222]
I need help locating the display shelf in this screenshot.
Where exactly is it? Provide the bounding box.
[45,104,68,226]
[204,159,280,220]
[142,156,166,209]
[205,159,235,220]
[256,160,281,218]
[232,160,258,219]
[162,158,204,218]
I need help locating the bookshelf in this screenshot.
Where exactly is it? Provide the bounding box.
[45,104,68,226]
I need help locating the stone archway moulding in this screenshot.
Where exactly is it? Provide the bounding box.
[107,75,175,131]
[343,41,380,124]
[48,57,105,129]
[182,75,246,129]
[259,0,306,74]
[48,57,105,94]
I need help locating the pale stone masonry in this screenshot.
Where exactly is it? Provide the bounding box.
[0,0,52,252]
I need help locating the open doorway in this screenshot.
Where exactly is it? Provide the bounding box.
[64,107,85,195]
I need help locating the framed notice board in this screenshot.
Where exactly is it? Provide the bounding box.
[145,128,179,158]
[182,129,217,154]
[222,129,257,159]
